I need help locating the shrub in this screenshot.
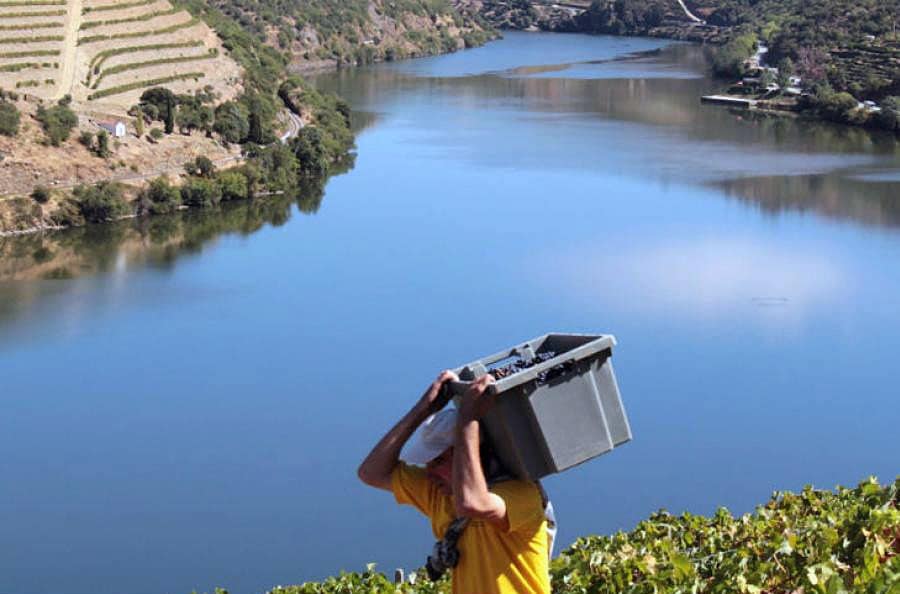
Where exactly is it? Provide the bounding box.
[180,176,221,208]
[217,170,249,201]
[35,101,77,146]
[149,128,164,140]
[73,181,129,223]
[184,155,215,178]
[0,100,20,136]
[78,130,94,147]
[30,185,50,203]
[250,143,299,191]
[138,176,180,215]
[819,91,860,123]
[47,197,84,227]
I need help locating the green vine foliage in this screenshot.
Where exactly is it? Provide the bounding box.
[269,567,450,594]
[552,477,898,594]
[204,478,897,594]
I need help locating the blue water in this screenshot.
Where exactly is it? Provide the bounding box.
[1,31,898,594]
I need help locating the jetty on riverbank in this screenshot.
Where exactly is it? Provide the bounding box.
[700,95,757,108]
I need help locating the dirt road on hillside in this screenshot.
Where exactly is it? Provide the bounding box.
[54,0,83,100]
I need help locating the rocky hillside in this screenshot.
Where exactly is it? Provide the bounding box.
[455,0,725,42]
[454,0,578,32]
[205,0,496,71]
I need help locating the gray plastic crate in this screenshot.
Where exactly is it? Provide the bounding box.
[448,333,631,481]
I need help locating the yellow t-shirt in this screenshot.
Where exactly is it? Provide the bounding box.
[391,463,550,594]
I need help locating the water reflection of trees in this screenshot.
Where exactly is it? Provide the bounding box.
[313,43,900,230]
[316,44,899,156]
[714,173,900,229]
[0,178,328,284]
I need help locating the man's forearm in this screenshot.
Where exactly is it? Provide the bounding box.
[452,418,489,508]
[453,417,507,525]
[357,399,432,491]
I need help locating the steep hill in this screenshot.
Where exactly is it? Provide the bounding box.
[205,0,496,71]
[686,0,900,97]
[459,0,897,101]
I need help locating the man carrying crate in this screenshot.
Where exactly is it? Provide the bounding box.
[358,371,551,594]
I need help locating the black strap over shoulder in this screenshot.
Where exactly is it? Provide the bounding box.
[425,516,469,581]
[424,479,555,581]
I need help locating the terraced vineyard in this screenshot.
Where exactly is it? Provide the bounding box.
[0,0,241,106]
[0,0,65,96]
[831,41,900,97]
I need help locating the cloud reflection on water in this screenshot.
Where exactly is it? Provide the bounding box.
[537,236,850,328]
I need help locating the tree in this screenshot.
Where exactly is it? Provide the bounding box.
[248,109,263,145]
[180,177,222,208]
[213,101,249,144]
[138,176,181,215]
[139,87,176,119]
[73,181,128,223]
[796,47,828,85]
[217,170,249,201]
[335,97,351,128]
[253,143,298,191]
[138,87,177,134]
[164,94,175,134]
[777,58,795,89]
[236,163,262,198]
[875,96,900,132]
[711,34,758,78]
[176,103,200,134]
[290,126,328,177]
[95,130,110,158]
[198,105,214,136]
[134,112,144,138]
[819,91,859,123]
[0,101,20,136]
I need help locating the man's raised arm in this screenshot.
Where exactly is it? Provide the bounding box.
[452,375,509,529]
[357,370,457,491]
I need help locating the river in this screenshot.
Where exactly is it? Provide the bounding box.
[1,31,898,594]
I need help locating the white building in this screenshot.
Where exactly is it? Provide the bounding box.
[97,121,126,138]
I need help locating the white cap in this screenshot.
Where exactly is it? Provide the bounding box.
[401,408,458,465]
